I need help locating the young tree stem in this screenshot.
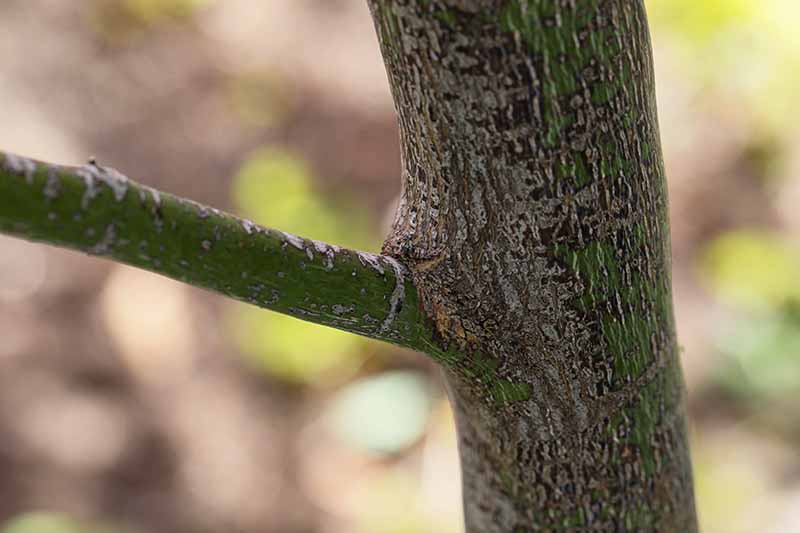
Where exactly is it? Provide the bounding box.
[0,151,439,353]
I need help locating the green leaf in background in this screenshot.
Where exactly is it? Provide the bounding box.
[327,371,433,455]
[89,0,216,42]
[229,148,379,385]
[647,0,754,45]
[232,148,375,250]
[700,230,800,312]
[122,0,214,24]
[1,512,123,533]
[230,309,364,384]
[704,230,800,415]
[646,0,800,131]
[2,513,81,533]
[714,311,800,399]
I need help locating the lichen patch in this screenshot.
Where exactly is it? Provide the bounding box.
[3,153,37,184]
[379,257,407,334]
[357,251,386,276]
[77,161,129,209]
[281,231,306,251]
[44,167,61,200]
[89,224,117,256]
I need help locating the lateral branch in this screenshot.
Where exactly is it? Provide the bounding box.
[0,151,431,350]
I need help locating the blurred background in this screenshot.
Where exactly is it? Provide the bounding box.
[0,1,798,532]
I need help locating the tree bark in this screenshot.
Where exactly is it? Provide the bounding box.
[368,1,696,530]
[0,0,697,529]
[0,153,435,352]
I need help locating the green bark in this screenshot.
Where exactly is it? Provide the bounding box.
[0,151,438,352]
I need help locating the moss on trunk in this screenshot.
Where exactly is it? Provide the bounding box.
[368,0,697,530]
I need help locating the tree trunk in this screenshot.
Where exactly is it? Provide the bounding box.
[367,1,697,530]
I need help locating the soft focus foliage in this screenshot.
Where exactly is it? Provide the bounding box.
[326,371,433,455]
[89,0,216,41]
[648,0,754,44]
[701,231,800,311]
[229,149,378,384]
[230,309,364,384]
[702,231,800,434]
[2,513,81,533]
[122,0,215,21]
[715,310,800,399]
[1,512,119,533]
[232,148,374,250]
[648,0,800,130]
[648,0,800,529]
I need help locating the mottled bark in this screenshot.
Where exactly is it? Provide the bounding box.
[0,0,696,528]
[368,0,696,531]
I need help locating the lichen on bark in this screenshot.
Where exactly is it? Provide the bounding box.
[0,0,698,528]
[368,0,696,530]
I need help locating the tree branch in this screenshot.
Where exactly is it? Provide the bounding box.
[0,151,436,352]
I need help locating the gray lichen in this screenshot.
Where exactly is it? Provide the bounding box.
[379,256,407,334]
[3,153,36,184]
[77,160,129,209]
